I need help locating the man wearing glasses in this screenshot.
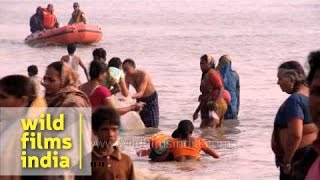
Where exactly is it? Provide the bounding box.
[68,2,87,25]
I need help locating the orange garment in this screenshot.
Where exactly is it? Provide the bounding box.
[42,9,56,28]
[169,137,208,159]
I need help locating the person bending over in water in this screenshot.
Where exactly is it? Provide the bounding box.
[122,58,159,128]
[156,120,219,162]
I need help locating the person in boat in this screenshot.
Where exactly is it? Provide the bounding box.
[271,61,318,179]
[216,55,240,120]
[60,44,89,81]
[193,54,230,128]
[42,4,59,29]
[122,58,159,128]
[155,120,219,162]
[30,6,44,33]
[68,2,86,25]
[106,57,129,96]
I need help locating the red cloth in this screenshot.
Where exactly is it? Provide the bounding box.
[89,85,111,108]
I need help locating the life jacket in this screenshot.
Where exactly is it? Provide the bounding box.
[42,9,56,28]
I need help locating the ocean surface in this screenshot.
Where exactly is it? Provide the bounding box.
[1,0,320,179]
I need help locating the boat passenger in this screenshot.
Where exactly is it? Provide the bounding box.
[30,6,44,33]
[42,4,59,29]
[68,2,86,25]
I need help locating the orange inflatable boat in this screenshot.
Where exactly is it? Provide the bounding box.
[25,24,102,46]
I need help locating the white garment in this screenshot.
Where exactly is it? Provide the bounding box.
[68,55,79,72]
[30,75,41,95]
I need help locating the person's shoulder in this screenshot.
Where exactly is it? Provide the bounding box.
[290,93,308,102]
[120,152,133,163]
[61,55,69,61]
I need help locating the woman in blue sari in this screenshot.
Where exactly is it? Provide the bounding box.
[216,55,240,120]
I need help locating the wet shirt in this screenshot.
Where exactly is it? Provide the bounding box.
[274,93,313,129]
[169,137,208,159]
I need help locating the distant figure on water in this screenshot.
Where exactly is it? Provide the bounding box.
[123,58,159,128]
[27,65,41,95]
[42,4,59,29]
[271,61,318,180]
[193,54,230,128]
[216,55,240,120]
[29,6,44,33]
[68,2,86,25]
[60,44,89,81]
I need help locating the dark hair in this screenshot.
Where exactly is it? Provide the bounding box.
[0,75,36,106]
[307,51,320,84]
[108,57,122,68]
[278,61,306,92]
[89,60,107,79]
[67,44,76,54]
[73,2,79,7]
[92,48,106,61]
[123,58,136,68]
[175,120,194,139]
[47,61,63,74]
[27,65,38,76]
[92,107,120,132]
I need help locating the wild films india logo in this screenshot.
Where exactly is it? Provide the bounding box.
[0,107,92,176]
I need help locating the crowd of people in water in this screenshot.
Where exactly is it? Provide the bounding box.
[6,3,320,179]
[29,2,86,33]
[0,40,242,179]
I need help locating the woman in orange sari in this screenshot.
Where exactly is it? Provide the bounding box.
[193,54,230,128]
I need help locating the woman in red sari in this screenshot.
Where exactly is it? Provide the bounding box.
[193,54,230,128]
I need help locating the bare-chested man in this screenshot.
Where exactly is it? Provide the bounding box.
[122,58,159,128]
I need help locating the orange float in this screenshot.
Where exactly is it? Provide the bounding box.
[25,24,102,46]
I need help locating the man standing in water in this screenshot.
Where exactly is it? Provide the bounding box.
[122,59,159,128]
[60,44,89,81]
